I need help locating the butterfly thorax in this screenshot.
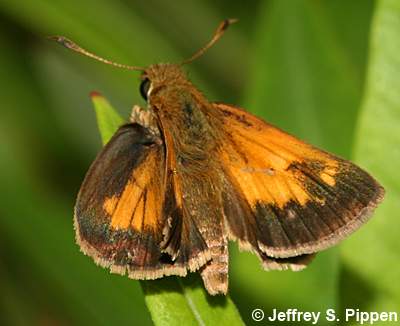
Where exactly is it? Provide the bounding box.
[144,64,223,172]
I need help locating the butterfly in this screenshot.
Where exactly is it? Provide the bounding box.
[50,19,384,295]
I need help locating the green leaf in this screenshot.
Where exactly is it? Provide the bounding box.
[91,94,244,326]
[143,275,244,326]
[91,92,123,144]
[340,0,400,316]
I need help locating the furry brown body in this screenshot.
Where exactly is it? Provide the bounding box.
[145,64,229,294]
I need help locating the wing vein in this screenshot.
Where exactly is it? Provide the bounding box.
[128,190,144,227]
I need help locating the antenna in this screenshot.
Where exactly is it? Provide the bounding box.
[48,36,144,71]
[180,18,238,66]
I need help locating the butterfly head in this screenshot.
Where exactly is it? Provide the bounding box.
[139,64,190,102]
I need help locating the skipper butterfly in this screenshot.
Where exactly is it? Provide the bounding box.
[50,20,384,295]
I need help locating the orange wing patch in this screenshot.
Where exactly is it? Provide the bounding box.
[319,165,337,186]
[217,103,339,209]
[103,148,162,231]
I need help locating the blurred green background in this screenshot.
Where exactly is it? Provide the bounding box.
[0,0,399,325]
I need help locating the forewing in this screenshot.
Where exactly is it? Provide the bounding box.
[215,103,384,264]
[75,123,186,279]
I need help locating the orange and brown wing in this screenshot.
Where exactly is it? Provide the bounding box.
[75,123,192,279]
[215,103,384,269]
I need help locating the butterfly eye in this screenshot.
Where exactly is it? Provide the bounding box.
[140,78,151,101]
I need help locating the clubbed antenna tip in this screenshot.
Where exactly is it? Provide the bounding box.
[180,18,238,65]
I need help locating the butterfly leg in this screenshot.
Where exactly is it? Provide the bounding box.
[130,105,161,139]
